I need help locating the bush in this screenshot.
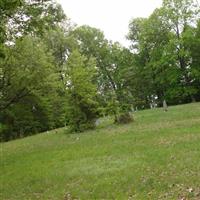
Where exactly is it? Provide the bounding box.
[115,112,133,124]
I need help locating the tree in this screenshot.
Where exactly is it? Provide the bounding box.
[6,0,67,40]
[0,1,71,141]
[127,10,172,106]
[103,43,134,122]
[0,0,23,42]
[0,0,23,59]
[0,36,62,141]
[127,0,200,106]
[66,51,99,132]
[184,20,200,101]
[70,25,110,92]
[161,0,200,103]
[71,26,134,122]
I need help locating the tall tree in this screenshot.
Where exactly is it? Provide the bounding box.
[66,50,99,132]
[161,0,200,102]
[0,0,71,141]
[71,26,135,121]
[127,0,200,106]
[0,36,62,140]
[6,0,67,40]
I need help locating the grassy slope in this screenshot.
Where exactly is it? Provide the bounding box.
[1,103,200,200]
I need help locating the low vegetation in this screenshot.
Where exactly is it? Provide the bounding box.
[1,103,200,199]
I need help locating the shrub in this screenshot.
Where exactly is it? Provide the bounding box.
[115,112,133,124]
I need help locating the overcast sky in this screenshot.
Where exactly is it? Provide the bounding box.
[57,0,199,47]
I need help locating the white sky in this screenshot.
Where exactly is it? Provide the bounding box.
[57,0,199,47]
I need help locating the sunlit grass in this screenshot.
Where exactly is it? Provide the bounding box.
[1,103,200,199]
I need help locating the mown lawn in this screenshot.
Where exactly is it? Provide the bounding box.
[1,103,200,200]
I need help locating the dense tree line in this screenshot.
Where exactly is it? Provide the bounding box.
[127,0,200,106]
[0,0,199,141]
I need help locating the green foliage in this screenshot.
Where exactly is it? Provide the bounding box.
[1,36,53,110]
[5,0,66,40]
[1,0,200,141]
[70,26,135,122]
[127,0,200,106]
[0,0,23,43]
[66,51,99,132]
[0,0,70,141]
[0,36,65,141]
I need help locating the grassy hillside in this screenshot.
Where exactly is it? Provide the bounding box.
[1,103,200,200]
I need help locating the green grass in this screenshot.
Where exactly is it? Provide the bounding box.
[1,103,200,200]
